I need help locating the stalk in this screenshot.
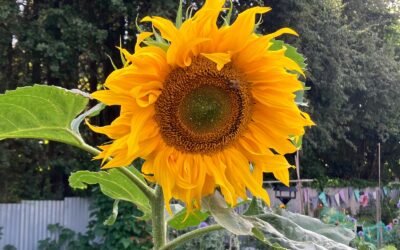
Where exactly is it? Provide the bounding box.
[152,185,167,249]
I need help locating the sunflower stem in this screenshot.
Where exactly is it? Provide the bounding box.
[152,185,167,249]
[159,224,224,250]
[77,142,156,200]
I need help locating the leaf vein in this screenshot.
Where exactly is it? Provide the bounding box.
[0,103,42,124]
[4,94,63,114]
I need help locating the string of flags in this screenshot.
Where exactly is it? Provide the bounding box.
[301,186,399,212]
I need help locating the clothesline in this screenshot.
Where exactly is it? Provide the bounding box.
[263,179,314,184]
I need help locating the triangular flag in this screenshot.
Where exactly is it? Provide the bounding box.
[335,193,341,206]
[354,189,360,201]
[319,192,328,207]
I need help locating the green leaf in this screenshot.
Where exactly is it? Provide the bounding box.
[223,0,234,26]
[152,26,166,44]
[294,81,309,107]
[202,193,254,235]
[251,227,287,250]
[120,238,132,249]
[269,39,307,70]
[251,227,266,241]
[289,135,303,149]
[243,197,264,216]
[284,44,307,70]
[269,40,309,107]
[104,199,120,226]
[270,242,288,250]
[143,40,169,51]
[202,194,352,249]
[106,53,118,70]
[0,85,88,147]
[135,14,144,33]
[175,0,183,28]
[69,166,151,220]
[249,211,355,249]
[168,208,210,230]
[119,37,127,66]
[202,194,289,249]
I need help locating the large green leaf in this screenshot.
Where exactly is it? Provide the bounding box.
[168,208,210,230]
[202,193,254,235]
[0,85,88,147]
[167,199,250,230]
[243,197,265,216]
[251,212,355,250]
[279,210,355,245]
[202,193,355,250]
[202,194,285,249]
[69,167,151,220]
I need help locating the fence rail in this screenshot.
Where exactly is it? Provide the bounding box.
[0,197,90,250]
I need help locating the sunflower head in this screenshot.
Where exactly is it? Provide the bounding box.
[88,0,314,213]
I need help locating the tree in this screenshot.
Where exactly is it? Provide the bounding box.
[263,0,400,181]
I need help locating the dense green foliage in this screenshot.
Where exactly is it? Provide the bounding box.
[37,189,152,250]
[262,0,400,180]
[0,0,399,209]
[0,0,181,201]
[87,190,152,250]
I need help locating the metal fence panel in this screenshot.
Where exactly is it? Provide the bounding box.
[0,197,90,250]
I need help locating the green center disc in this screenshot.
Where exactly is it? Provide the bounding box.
[179,85,232,134]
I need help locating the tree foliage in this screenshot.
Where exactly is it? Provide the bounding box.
[263,0,400,180]
[0,0,178,201]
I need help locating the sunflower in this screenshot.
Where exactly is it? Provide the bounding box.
[88,0,314,212]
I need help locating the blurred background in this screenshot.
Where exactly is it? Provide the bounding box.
[0,0,399,249]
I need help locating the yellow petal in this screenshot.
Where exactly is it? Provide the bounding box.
[217,6,271,52]
[91,90,134,106]
[231,6,271,34]
[85,115,131,139]
[264,27,298,42]
[127,107,154,156]
[130,85,161,108]
[135,32,153,51]
[201,52,231,71]
[261,154,291,173]
[273,168,290,187]
[101,153,134,169]
[300,111,316,126]
[247,123,298,154]
[227,148,271,206]
[141,16,178,42]
[167,38,210,67]
[203,155,235,205]
[194,0,225,21]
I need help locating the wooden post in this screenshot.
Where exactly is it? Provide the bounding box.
[376,143,383,247]
[295,151,304,214]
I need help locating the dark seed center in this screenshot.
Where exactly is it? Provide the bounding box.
[154,56,253,154]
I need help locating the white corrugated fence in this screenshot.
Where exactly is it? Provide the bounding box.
[0,197,90,250]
